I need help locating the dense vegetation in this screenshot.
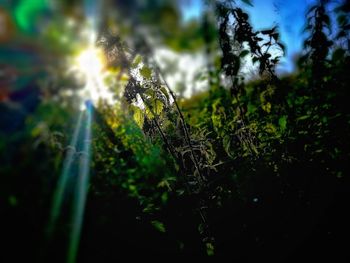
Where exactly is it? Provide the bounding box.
[1,0,349,261]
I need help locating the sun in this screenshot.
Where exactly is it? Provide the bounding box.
[76,47,105,79]
[70,45,115,106]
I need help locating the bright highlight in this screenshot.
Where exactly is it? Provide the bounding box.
[71,45,114,106]
[76,47,105,79]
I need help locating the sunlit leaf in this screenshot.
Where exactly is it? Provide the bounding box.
[145,99,164,118]
[262,102,271,113]
[265,123,276,134]
[140,66,152,79]
[133,107,144,128]
[153,99,164,115]
[131,55,142,68]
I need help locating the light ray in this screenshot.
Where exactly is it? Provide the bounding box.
[47,2,106,262]
[67,102,93,263]
[47,110,84,236]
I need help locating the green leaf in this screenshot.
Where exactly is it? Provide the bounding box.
[278,115,287,131]
[154,100,164,115]
[140,66,152,79]
[133,107,144,128]
[8,195,18,206]
[223,135,234,158]
[262,102,271,113]
[265,123,277,134]
[157,179,171,189]
[131,55,142,68]
[145,100,164,118]
[151,220,166,233]
[247,102,257,114]
[297,115,310,121]
[161,192,168,204]
[206,242,215,256]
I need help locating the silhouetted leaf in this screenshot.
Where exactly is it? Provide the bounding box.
[332,48,345,61]
[261,29,273,35]
[307,5,317,14]
[272,33,279,41]
[241,0,253,7]
[252,56,259,64]
[277,43,285,53]
[240,50,250,58]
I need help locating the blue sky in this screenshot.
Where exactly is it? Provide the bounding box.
[182,0,318,73]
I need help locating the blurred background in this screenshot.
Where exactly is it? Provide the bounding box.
[1,0,349,262]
